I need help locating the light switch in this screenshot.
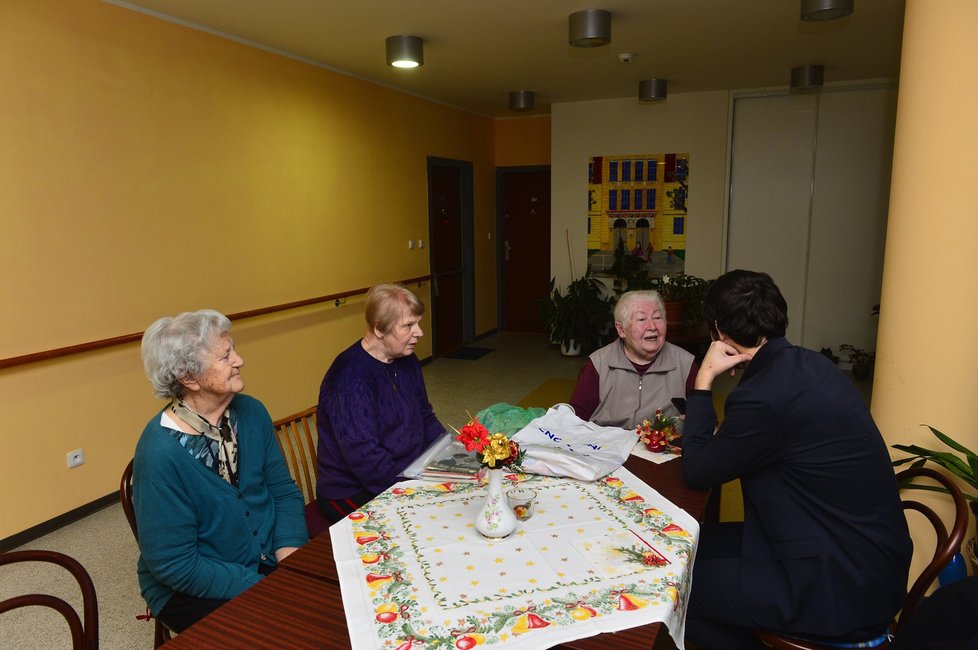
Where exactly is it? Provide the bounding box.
[408,240,414,249]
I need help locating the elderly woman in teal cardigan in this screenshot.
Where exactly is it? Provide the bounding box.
[133,309,307,632]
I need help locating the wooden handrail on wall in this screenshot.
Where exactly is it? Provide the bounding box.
[0,275,431,370]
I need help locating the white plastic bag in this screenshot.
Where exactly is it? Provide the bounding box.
[511,404,636,481]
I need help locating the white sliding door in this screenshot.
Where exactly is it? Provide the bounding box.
[726,86,896,350]
[727,93,818,343]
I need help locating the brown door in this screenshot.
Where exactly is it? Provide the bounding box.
[429,163,465,355]
[502,169,551,332]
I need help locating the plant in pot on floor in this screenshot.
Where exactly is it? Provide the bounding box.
[538,273,613,356]
[651,273,709,327]
[839,344,876,381]
[892,425,978,578]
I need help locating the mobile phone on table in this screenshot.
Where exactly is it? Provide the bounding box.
[671,397,687,415]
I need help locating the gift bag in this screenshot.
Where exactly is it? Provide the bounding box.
[511,403,636,481]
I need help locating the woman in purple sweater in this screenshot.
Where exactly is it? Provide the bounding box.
[315,284,445,523]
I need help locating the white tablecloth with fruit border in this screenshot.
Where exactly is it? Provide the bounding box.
[330,467,699,650]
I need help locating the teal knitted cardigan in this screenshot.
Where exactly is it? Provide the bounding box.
[133,394,308,615]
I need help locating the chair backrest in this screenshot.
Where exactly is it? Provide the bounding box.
[121,457,139,540]
[895,465,969,628]
[0,550,98,650]
[272,406,319,505]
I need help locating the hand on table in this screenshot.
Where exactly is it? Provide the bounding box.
[275,546,299,562]
[695,340,752,390]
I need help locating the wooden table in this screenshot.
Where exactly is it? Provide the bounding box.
[164,456,709,649]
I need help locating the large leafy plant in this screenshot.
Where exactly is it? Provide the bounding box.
[537,273,613,354]
[892,425,978,510]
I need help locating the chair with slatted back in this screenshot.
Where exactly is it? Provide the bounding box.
[0,550,98,650]
[272,406,331,537]
[120,458,174,648]
[757,466,970,650]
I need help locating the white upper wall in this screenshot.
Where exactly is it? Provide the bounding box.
[550,90,732,287]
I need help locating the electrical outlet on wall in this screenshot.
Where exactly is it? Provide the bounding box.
[67,448,85,468]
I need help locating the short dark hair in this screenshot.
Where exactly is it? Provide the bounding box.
[703,270,788,347]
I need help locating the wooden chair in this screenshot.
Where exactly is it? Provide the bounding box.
[0,549,98,650]
[272,406,331,538]
[120,458,174,648]
[757,466,970,650]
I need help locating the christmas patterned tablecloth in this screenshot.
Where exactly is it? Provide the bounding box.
[330,467,699,650]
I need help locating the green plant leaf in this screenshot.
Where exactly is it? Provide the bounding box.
[926,425,978,461]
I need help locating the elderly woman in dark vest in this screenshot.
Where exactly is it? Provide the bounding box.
[133,309,307,632]
[570,289,697,429]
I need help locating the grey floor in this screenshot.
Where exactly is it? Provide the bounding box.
[1,332,584,650]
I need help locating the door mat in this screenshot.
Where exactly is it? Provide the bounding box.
[443,346,495,361]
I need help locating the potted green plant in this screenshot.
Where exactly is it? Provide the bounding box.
[651,273,709,327]
[538,273,613,356]
[839,344,876,381]
[892,425,978,573]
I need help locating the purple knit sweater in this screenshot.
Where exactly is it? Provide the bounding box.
[315,340,444,501]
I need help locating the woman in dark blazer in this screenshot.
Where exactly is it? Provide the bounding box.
[681,270,912,650]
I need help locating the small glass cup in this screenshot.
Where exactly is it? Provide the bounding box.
[507,488,536,521]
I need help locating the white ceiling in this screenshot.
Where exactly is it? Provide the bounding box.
[107,0,906,118]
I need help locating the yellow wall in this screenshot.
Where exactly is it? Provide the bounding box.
[493,116,551,167]
[0,0,496,538]
[874,0,978,580]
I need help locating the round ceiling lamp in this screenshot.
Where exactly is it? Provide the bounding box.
[509,91,535,112]
[569,9,611,48]
[386,35,423,68]
[790,65,824,92]
[639,79,668,102]
[801,0,854,21]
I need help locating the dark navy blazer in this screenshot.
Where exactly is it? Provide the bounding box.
[683,337,912,637]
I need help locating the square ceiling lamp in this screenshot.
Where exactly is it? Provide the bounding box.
[801,0,853,21]
[569,9,611,47]
[386,35,423,68]
[509,91,535,112]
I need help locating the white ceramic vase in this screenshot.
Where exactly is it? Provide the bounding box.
[474,468,517,539]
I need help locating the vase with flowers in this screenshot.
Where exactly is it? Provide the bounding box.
[635,409,681,453]
[456,418,526,539]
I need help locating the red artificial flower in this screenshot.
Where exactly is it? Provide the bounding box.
[456,419,490,452]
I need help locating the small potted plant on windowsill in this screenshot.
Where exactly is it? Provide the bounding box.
[538,273,613,356]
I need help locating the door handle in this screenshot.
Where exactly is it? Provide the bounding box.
[505,241,511,261]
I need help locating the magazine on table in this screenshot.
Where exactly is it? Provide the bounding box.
[400,432,482,482]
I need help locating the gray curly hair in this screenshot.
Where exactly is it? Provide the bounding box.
[141,309,232,399]
[614,290,666,326]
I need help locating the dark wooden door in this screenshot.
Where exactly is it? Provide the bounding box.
[502,169,551,332]
[429,164,465,355]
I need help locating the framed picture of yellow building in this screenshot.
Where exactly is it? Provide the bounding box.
[587,153,688,277]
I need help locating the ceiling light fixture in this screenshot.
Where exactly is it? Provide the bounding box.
[386,35,423,68]
[509,91,535,112]
[790,65,824,92]
[638,79,668,102]
[801,0,854,21]
[569,9,611,48]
